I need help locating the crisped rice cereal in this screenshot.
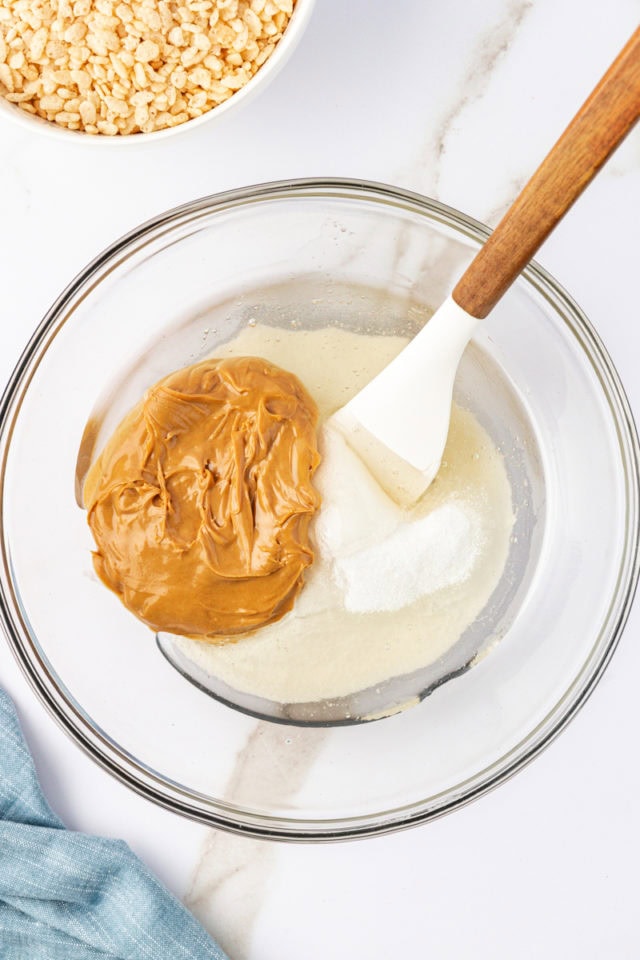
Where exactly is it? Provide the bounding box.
[0,0,294,135]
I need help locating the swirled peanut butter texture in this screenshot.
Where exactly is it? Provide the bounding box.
[84,357,321,640]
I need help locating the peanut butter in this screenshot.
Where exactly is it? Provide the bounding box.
[84,356,321,640]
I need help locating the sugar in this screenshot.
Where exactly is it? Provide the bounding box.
[337,504,480,613]
[314,425,482,614]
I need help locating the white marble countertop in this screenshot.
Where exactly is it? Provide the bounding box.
[1,1,640,957]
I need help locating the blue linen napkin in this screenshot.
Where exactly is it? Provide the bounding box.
[0,689,228,960]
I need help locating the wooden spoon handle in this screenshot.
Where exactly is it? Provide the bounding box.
[453,27,640,319]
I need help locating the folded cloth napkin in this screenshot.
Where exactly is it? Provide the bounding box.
[0,689,228,960]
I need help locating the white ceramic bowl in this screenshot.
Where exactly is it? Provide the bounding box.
[0,0,314,144]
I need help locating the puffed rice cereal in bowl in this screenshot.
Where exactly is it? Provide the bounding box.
[0,0,305,136]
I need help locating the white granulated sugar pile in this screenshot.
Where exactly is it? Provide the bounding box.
[337,505,480,613]
[313,425,482,614]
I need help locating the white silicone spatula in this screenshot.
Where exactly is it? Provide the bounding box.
[330,28,640,505]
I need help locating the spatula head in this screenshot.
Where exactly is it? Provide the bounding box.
[327,296,478,506]
[329,405,443,507]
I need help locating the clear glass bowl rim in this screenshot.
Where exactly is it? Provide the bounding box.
[1,178,638,841]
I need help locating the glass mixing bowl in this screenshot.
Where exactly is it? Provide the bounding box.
[1,180,637,839]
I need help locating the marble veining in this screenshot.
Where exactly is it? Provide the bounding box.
[386,0,534,296]
[185,723,327,959]
[410,0,534,202]
[185,829,274,960]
